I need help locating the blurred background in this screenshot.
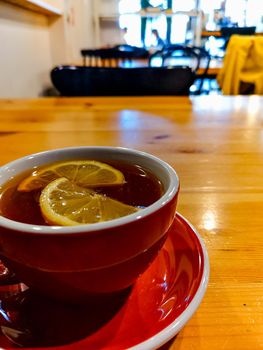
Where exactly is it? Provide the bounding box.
[0,0,263,97]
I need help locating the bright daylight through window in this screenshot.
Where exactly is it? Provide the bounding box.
[118,0,263,48]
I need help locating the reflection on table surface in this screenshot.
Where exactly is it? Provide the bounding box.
[0,95,263,349]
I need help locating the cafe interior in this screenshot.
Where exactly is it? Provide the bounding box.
[1,0,263,97]
[0,0,263,349]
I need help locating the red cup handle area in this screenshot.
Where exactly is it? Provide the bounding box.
[0,260,19,285]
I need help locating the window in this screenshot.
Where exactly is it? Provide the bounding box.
[200,0,263,30]
[118,0,262,48]
[119,0,196,47]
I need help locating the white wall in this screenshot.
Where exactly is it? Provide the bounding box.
[100,20,124,47]
[0,1,53,97]
[41,0,64,12]
[99,0,119,14]
[48,15,67,66]
[95,0,123,47]
[48,0,96,67]
[63,0,95,63]
[0,0,99,98]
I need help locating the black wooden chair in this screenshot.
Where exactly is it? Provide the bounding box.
[190,46,211,94]
[149,44,209,94]
[81,46,149,67]
[80,49,101,66]
[50,65,195,96]
[149,44,201,71]
[220,26,256,49]
[113,44,149,58]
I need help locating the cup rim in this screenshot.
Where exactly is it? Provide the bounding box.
[0,146,179,235]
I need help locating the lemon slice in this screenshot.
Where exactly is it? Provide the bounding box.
[18,160,125,192]
[39,177,139,226]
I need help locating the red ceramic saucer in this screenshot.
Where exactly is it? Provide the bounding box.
[0,213,209,350]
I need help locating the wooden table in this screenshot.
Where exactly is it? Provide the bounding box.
[0,95,263,349]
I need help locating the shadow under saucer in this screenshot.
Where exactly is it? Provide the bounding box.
[0,287,131,348]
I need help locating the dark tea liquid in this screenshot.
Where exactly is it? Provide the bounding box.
[0,159,163,225]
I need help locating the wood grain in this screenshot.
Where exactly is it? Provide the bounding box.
[0,95,263,349]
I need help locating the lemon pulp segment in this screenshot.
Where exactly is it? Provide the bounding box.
[40,177,138,226]
[18,160,125,192]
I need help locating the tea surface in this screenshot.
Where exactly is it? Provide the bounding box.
[0,159,163,225]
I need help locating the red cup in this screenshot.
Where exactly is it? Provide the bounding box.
[0,147,179,302]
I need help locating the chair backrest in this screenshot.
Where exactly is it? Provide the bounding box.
[81,47,149,67]
[189,46,211,94]
[51,65,195,96]
[149,44,201,73]
[220,26,256,38]
[113,45,149,58]
[190,46,211,72]
[220,26,256,49]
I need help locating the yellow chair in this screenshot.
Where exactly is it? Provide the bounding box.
[217,35,263,95]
